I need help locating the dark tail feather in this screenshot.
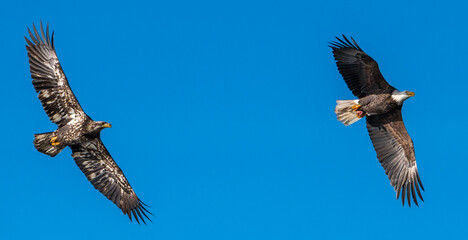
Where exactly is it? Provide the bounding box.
[33,132,65,157]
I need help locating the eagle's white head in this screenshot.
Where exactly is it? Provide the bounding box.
[391,90,415,105]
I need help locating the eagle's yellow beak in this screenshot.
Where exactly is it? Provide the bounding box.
[102,123,112,128]
[407,91,415,97]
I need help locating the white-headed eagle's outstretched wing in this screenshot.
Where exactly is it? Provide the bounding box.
[366,107,424,206]
[70,137,152,224]
[25,22,87,127]
[329,35,395,98]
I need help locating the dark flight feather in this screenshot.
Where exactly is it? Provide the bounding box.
[366,108,424,206]
[25,22,87,127]
[330,35,395,98]
[70,137,152,224]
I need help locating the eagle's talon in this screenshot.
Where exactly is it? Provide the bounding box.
[352,104,361,111]
[50,136,59,146]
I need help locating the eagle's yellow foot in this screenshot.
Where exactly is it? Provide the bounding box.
[50,136,60,146]
[352,104,361,111]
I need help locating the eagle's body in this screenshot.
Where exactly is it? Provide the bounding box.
[53,117,95,145]
[359,92,398,116]
[330,35,424,206]
[26,23,151,223]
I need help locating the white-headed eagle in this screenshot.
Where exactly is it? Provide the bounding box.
[25,22,152,223]
[330,35,424,206]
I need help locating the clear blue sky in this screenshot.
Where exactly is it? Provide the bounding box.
[1,0,467,239]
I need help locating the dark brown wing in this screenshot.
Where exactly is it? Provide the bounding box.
[70,137,152,224]
[366,107,424,206]
[25,22,87,127]
[330,35,395,98]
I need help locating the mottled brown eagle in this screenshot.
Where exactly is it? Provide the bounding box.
[25,23,151,223]
[330,35,424,206]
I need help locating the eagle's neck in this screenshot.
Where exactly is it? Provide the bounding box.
[391,90,410,105]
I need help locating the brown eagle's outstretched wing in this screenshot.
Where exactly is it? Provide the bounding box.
[70,137,152,224]
[366,107,424,206]
[25,22,87,127]
[330,35,395,98]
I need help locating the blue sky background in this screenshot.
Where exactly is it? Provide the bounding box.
[1,0,467,239]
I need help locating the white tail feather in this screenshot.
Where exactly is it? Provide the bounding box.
[335,100,361,126]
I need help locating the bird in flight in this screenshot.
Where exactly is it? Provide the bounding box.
[25,22,152,223]
[330,35,424,206]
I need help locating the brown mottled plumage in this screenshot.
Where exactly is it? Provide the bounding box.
[26,22,152,223]
[330,35,424,206]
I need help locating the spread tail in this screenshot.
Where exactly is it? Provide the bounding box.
[33,132,65,157]
[335,100,361,126]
